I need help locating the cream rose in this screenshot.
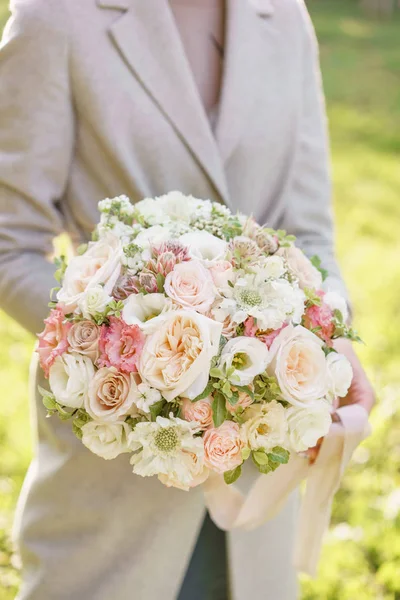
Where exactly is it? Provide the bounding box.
[57,234,122,311]
[326,352,353,400]
[81,421,131,460]
[240,401,288,451]
[86,367,137,422]
[49,352,95,409]
[67,320,100,362]
[138,310,222,401]
[268,324,329,406]
[218,336,270,386]
[203,421,244,474]
[164,260,216,313]
[181,397,213,430]
[279,246,322,290]
[286,402,332,452]
[158,457,210,491]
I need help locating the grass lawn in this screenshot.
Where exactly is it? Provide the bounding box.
[0,1,399,598]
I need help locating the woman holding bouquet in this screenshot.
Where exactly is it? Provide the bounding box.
[0,0,374,598]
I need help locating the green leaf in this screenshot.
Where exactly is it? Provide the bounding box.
[149,400,166,422]
[227,390,239,407]
[241,447,251,461]
[212,393,228,427]
[192,381,213,402]
[72,422,83,439]
[310,254,328,281]
[234,385,255,400]
[42,395,57,411]
[257,462,273,474]
[156,273,165,293]
[210,367,223,379]
[222,380,232,397]
[223,464,242,485]
[252,450,270,466]
[267,446,290,465]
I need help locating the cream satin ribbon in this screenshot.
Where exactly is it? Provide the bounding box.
[203,404,371,576]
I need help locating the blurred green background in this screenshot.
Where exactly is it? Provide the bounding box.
[0,0,399,598]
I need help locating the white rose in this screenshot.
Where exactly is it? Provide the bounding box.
[134,225,174,248]
[257,256,286,280]
[323,291,349,322]
[77,285,112,318]
[241,401,288,452]
[287,402,332,452]
[218,336,270,386]
[156,191,198,224]
[326,352,353,399]
[49,352,95,409]
[134,197,165,225]
[180,230,228,264]
[268,324,329,406]
[279,246,322,290]
[122,293,173,331]
[57,234,122,311]
[81,421,131,460]
[138,310,222,401]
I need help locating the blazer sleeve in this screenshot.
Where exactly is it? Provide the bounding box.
[0,0,74,334]
[281,1,349,303]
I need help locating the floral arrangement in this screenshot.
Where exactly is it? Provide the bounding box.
[37,192,358,490]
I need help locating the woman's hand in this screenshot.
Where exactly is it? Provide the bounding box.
[333,338,376,415]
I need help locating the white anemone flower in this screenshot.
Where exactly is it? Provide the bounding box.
[218,336,270,386]
[122,293,173,332]
[129,415,204,489]
[217,272,305,330]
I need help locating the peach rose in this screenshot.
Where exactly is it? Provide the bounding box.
[278,246,322,290]
[86,366,137,422]
[226,390,254,415]
[37,308,71,377]
[164,260,216,313]
[67,320,100,362]
[181,397,213,430]
[268,324,329,407]
[138,310,222,401]
[203,421,244,474]
[57,234,122,311]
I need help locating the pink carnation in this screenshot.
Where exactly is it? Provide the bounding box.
[244,317,287,349]
[303,291,335,345]
[98,317,145,373]
[37,308,71,377]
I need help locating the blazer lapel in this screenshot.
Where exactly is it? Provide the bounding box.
[216,0,278,164]
[97,0,230,205]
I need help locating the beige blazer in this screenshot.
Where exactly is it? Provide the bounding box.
[0,0,346,598]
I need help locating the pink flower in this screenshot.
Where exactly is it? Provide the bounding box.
[208,260,235,293]
[152,241,190,262]
[37,308,71,377]
[98,317,145,373]
[164,260,216,313]
[244,317,287,349]
[181,397,213,430]
[203,421,244,474]
[303,292,334,345]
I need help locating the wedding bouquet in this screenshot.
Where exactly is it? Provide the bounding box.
[37,192,358,490]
